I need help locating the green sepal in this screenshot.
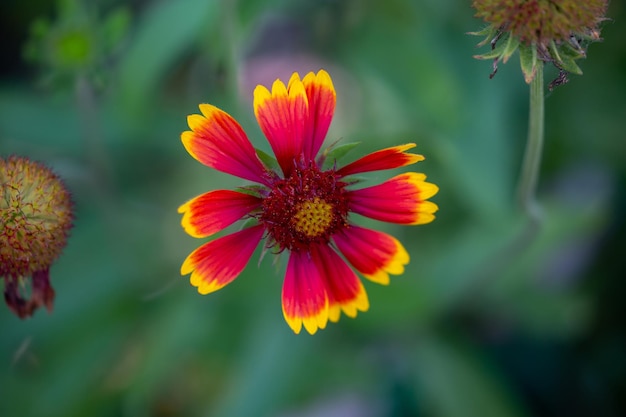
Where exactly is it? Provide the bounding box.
[340,175,368,186]
[558,42,585,75]
[519,43,538,84]
[467,25,500,47]
[239,217,260,230]
[501,35,520,63]
[467,25,496,38]
[558,57,583,75]
[549,40,564,64]
[235,185,266,198]
[320,141,360,170]
[473,33,519,63]
[255,148,280,172]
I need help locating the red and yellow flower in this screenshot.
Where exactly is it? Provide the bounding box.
[178,70,438,334]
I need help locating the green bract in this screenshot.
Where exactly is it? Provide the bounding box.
[470,0,607,85]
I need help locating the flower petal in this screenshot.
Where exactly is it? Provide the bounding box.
[178,190,262,238]
[334,226,409,285]
[302,70,336,160]
[182,104,269,184]
[337,144,424,177]
[348,172,439,225]
[282,250,329,335]
[254,73,309,177]
[310,244,369,323]
[181,225,263,295]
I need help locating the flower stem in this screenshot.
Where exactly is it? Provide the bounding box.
[220,0,240,99]
[517,63,544,226]
[455,64,547,311]
[76,75,111,190]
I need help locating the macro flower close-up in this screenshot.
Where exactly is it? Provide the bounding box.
[3,1,626,415]
[178,69,438,334]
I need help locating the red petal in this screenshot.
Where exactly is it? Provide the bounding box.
[310,244,369,323]
[178,190,262,238]
[181,225,263,295]
[254,73,309,176]
[334,226,409,285]
[182,104,269,184]
[337,144,424,177]
[348,172,439,225]
[302,70,336,160]
[281,250,329,335]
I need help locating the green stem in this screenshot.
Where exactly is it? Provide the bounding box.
[219,0,239,100]
[456,64,547,312]
[517,63,544,225]
[76,75,110,187]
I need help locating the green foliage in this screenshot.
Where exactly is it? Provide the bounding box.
[1,0,625,416]
[23,0,131,87]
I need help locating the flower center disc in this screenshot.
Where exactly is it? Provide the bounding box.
[292,197,334,238]
[260,164,349,251]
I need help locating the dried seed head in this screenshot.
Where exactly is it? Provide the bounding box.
[1,156,74,318]
[471,0,608,83]
[473,0,607,45]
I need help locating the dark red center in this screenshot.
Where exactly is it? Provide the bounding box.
[259,163,349,252]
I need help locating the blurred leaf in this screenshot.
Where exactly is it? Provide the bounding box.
[0,90,82,152]
[122,295,212,416]
[208,322,314,417]
[413,333,529,417]
[100,7,131,54]
[117,0,218,117]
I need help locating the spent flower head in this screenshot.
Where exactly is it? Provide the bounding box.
[470,0,608,85]
[178,70,439,334]
[1,156,73,318]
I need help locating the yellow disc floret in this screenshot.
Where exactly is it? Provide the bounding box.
[292,198,334,238]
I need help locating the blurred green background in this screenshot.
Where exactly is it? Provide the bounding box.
[1,0,625,416]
